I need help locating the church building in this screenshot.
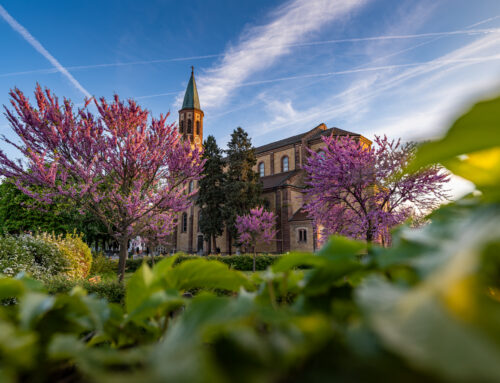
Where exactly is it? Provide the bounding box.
[173,69,371,254]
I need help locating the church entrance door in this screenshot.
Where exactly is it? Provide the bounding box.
[197,235,204,254]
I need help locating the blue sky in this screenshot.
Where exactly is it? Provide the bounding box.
[1,0,500,197]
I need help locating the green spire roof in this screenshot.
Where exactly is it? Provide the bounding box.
[181,67,201,110]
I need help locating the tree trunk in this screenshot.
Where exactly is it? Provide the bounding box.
[212,235,217,255]
[228,232,232,255]
[117,237,129,282]
[207,236,212,255]
[366,232,373,242]
[253,246,256,273]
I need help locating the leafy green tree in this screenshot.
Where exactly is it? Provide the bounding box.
[223,127,262,254]
[0,179,110,247]
[196,136,226,253]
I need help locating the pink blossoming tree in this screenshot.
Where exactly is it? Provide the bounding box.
[304,135,449,245]
[0,85,204,280]
[235,207,277,272]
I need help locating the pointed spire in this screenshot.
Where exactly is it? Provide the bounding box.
[182,67,201,110]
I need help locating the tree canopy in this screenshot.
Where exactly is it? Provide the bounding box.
[304,135,450,244]
[223,127,262,253]
[196,135,226,253]
[0,179,109,245]
[0,86,204,280]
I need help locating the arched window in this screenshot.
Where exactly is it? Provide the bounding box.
[188,180,194,193]
[317,150,326,159]
[196,121,200,135]
[298,229,307,243]
[187,119,192,134]
[258,162,265,177]
[179,120,184,134]
[281,156,289,172]
[181,213,188,233]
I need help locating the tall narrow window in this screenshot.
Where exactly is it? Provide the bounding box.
[282,156,289,172]
[196,121,200,135]
[258,162,265,177]
[181,213,188,233]
[198,211,202,233]
[179,120,184,134]
[188,180,194,193]
[187,119,192,134]
[298,229,307,243]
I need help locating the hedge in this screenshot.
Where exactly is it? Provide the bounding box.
[121,254,283,273]
[44,277,125,304]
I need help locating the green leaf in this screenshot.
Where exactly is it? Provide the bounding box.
[0,278,25,300]
[126,264,154,314]
[165,259,253,292]
[19,292,55,330]
[409,94,500,171]
[152,255,178,281]
[317,236,366,260]
[272,252,326,273]
[126,290,184,324]
[297,236,365,295]
[445,147,500,201]
[0,320,37,369]
[357,277,500,382]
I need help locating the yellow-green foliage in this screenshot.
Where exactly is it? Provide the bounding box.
[39,232,92,279]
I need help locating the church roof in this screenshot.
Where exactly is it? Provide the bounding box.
[289,207,311,222]
[255,125,360,154]
[260,169,300,190]
[181,68,201,110]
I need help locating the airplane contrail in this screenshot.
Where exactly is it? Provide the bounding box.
[0,5,91,98]
[1,27,499,79]
[131,54,500,100]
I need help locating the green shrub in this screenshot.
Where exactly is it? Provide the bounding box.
[40,232,92,279]
[122,253,282,273]
[124,255,166,272]
[90,251,117,276]
[0,234,68,280]
[44,276,125,304]
[175,254,282,270]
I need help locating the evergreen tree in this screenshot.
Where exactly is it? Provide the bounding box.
[196,135,226,254]
[0,179,111,247]
[223,127,262,254]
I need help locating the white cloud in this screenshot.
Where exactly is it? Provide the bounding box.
[0,5,90,98]
[195,0,369,109]
[250,32,500,137]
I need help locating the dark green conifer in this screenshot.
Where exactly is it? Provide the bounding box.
[223,127,262,254]
[196,135,226,253]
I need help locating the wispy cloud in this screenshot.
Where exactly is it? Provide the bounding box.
[2,26,498,80]
[195,0,370,109]
[233,54,500,87]
[247,27,500,141]
[0,5,90,98]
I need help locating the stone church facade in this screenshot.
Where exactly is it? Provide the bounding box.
[172,69,371,254]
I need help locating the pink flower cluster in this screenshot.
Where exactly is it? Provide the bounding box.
[304,134,449,244]
[0,85,204,260]
[235,207,277,251]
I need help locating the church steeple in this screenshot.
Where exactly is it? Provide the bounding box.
[182,66,201,110]
[179,67,204,150]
